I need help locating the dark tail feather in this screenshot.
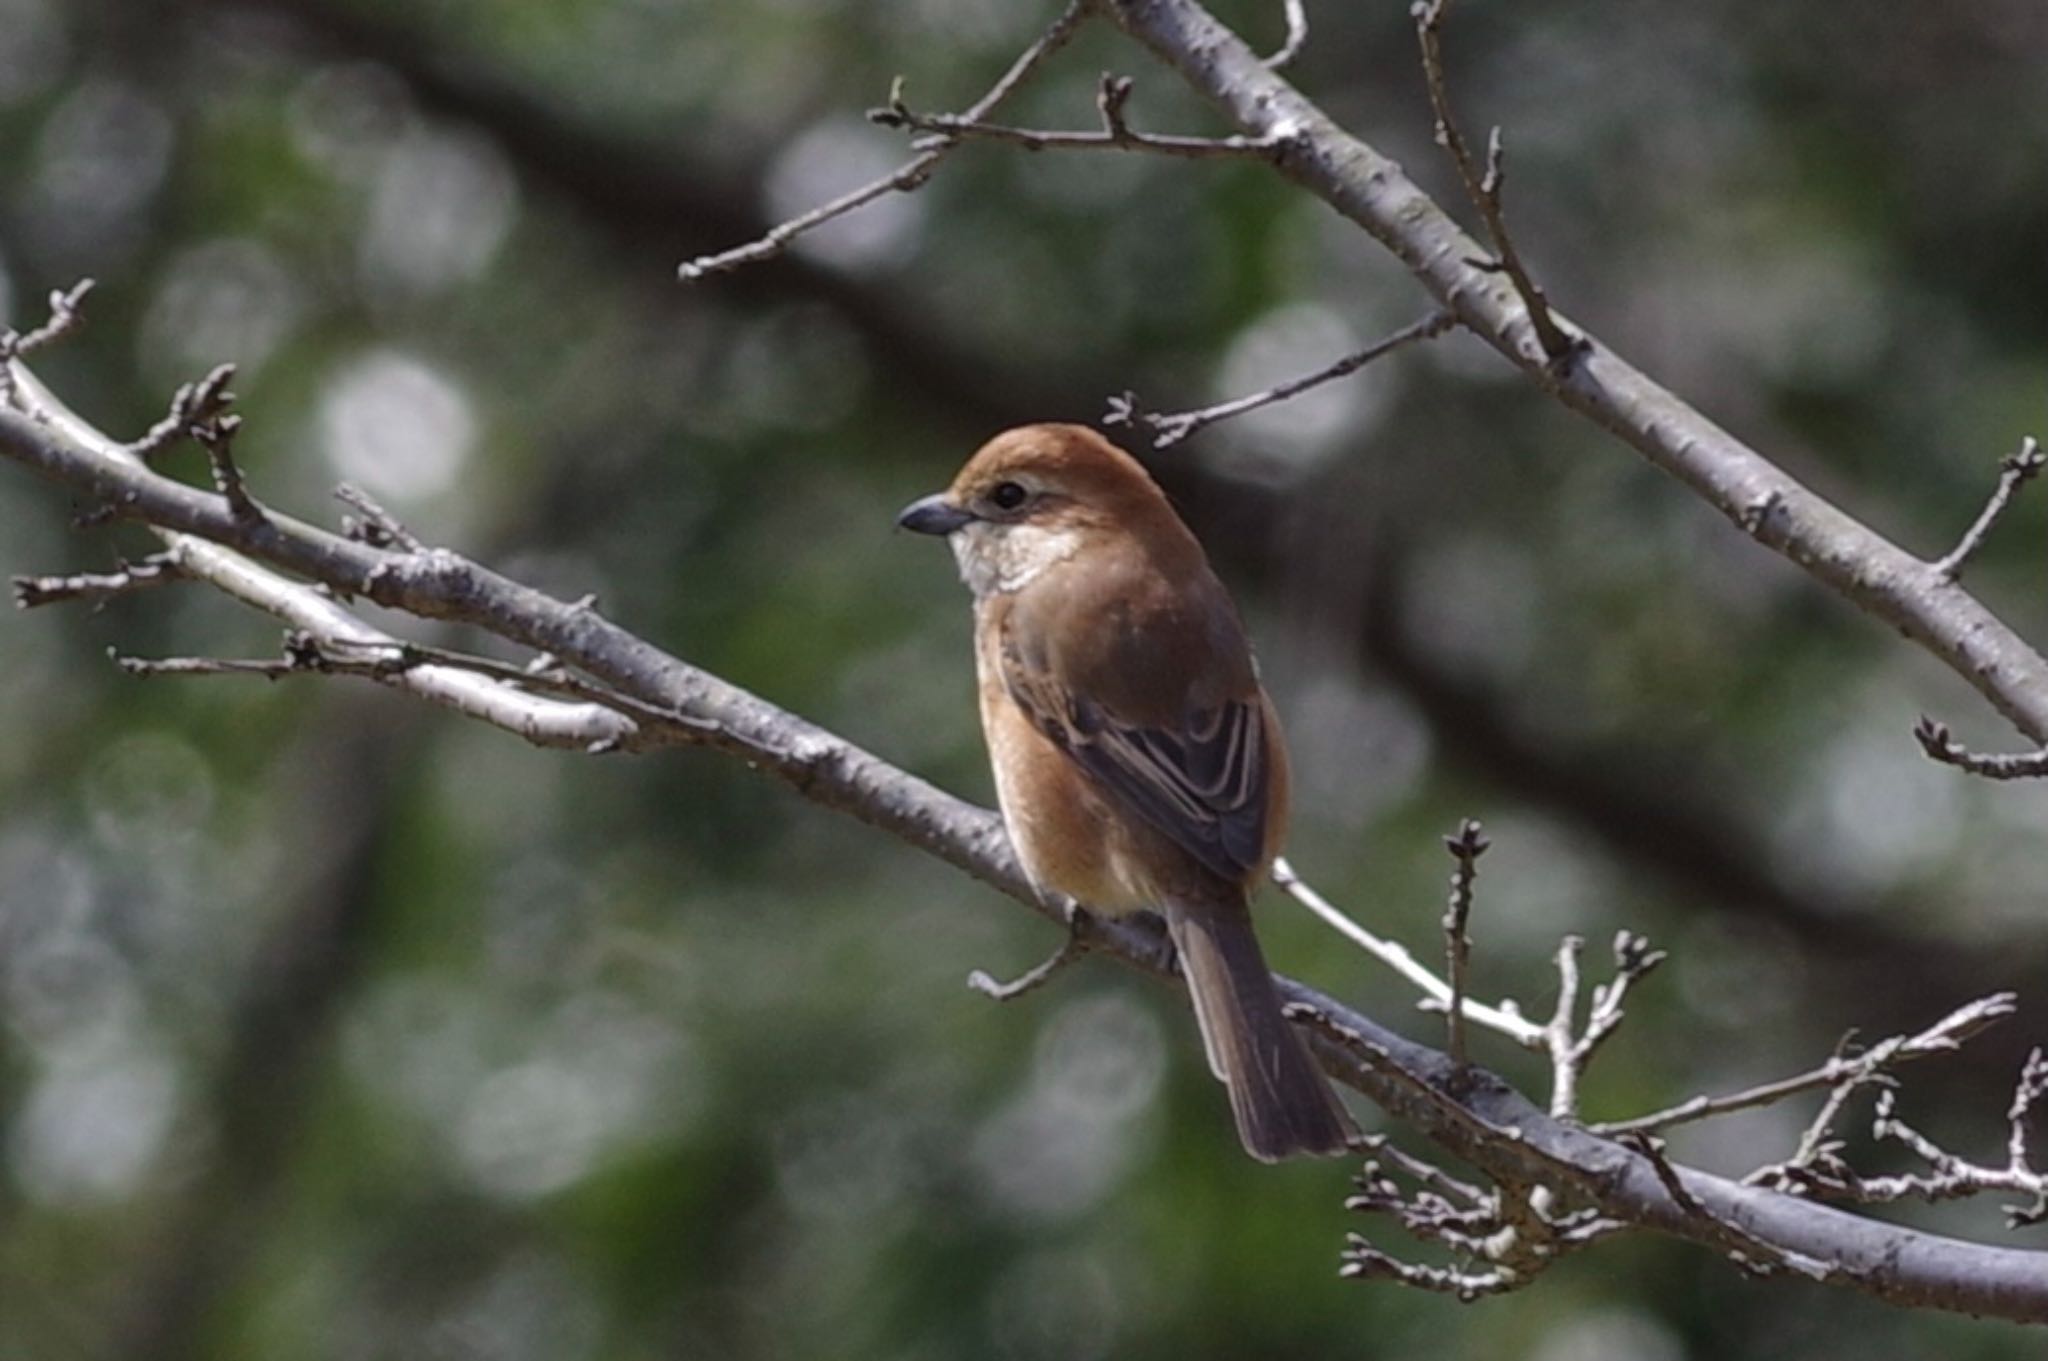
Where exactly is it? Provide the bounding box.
[1167,901,1358,1162]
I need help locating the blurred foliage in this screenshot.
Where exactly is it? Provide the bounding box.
[3,0,2048,1357]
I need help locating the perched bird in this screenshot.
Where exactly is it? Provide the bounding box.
[897,423,1357,1161]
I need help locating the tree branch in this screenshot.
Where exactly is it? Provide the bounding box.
[1934,437,2044,582]
[1598,993,2018,1139]
[12,552,184,609]
[1272,855,1543,1049]
[1413,0,1578,363]
[872,71,1287,161]
[677,0,1092,281]
[12,354,2048,1322]
[1914,717,2048,781]
[1105,309,1453,447]
[5,366,642,756]
[1439,818,1486,1067]
[1101,0,2048,746]
[1264,0,1308,70]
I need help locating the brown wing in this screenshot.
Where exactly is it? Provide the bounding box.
[1000,631,1271,882]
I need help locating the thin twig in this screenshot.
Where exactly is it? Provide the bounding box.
[1272,856,1543,1048]
[1787,1055,2048,1227]
[1934,437,2044,581]
[967,904,1094,1001]
[0,279,94,358]
[1914,717,2048,781]
[1714,994,2021,1188]
[129,362,237,462]
[0,279,95,406]
[335,483,425,552]
[1106,310,1453,447]
[1339,1237,1524,1298]
[1349,1131,1487,1208]
[1602,992,2016,1139]
[1441,818,1488,1066]
[195,407,258,524]
[1545,930,1666,1121]
[12,553,184,610]
[1413,0,1578,363]
[873,71,1287,161]
[1265,0,1309,69]
[115,630,724,756]
[677,0,1089,281]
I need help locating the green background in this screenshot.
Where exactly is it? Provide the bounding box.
[3,1,2047,1357]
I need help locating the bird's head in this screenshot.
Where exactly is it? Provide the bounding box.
[896,424,1193,598]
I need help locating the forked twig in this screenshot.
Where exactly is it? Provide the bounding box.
[874,71,1288,162]
[1914,717,2048,781]
[1413,0,1578,363]
[677,0,1090,281]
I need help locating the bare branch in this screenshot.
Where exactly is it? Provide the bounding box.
[12,552,184,610]
[1105,309,1452,447]
[5,364,643,754]
[1099,0,2048,745]
[1264,0,1308,69]
[1412,0,1578,363]
[1914,717,2048,781]
[0,279,94,358]
[1272,855,1543,1048]
[1935,436,2044,581]
[967,902,1094,1001]
[1541,930,1664,1121]
[129,362,237,462]
[677,0,1090,281]
[1776,1053,2048,1228]
[0,279,95,407]
[1599,993,2018,1139]
[112,629,723,756]
[1440,818,1487,1066]
[196,412,257,522]
[1340,1235,1525,1298]
[13,343,2048,1319]
[334,482,425,552]
[873,71,1288,161]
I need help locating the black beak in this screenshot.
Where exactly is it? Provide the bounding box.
[895,493,974,536]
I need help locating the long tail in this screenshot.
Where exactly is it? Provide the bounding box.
[1167,900,1358,1162]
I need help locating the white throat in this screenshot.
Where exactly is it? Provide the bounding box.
[950,520,1083,598]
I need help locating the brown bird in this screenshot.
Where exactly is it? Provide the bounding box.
[897,423,1356,1161]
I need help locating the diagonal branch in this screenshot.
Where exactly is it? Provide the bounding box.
[12,345,2048,1320]
[1106,309,1453,447]
[1934,437,2044,582]
[1272,855,1543,1049]
[1101,0,2048,748]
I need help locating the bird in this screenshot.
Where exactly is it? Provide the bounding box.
[896,423,1357,1162]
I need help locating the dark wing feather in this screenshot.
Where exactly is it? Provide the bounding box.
[1002,637,1269,881]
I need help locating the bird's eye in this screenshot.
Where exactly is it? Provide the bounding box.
[988,480,1029,511]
